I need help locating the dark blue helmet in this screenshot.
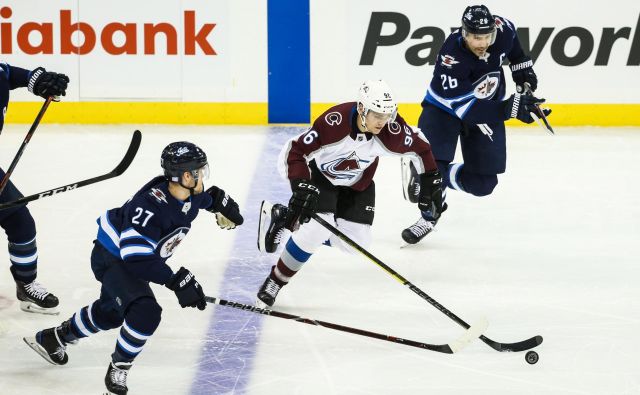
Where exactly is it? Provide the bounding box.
[461,5,496,35]
[161,141,208,183]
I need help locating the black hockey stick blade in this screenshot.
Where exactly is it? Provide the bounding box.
[312,213,543,353]
[0,130,141,211]
[205,296,487,354]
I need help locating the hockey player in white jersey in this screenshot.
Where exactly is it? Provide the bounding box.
[255,80,443,307]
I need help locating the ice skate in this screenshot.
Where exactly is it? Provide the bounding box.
[401,217,438,245]
[16,280,59,315]
[256,276,283,308]
[104,361,132,395]
[257,200,288,253]
[23,326,68,365]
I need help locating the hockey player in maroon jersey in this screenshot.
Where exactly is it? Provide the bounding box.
[255,80,443,307]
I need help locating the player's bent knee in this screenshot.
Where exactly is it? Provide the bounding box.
[126,296,163,327]
[463,174,498,197]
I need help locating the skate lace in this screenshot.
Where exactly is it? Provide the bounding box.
[25,281,49,300]
[110,365,129,388]
[265,280,281,297]
[273,228,286,244]
[409,218,435,237]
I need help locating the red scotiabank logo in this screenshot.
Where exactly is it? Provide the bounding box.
[0,7,217,55]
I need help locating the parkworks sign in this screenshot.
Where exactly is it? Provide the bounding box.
[360,12,640,67]
[0,6,217,55]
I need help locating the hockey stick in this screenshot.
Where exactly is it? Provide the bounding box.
[0,97,54,196]
[523,83,554,135]
[312,213,543,353]
[205,295,487,354]
[0,130,141,211]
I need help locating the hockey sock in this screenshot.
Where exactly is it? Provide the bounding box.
[8,236,38,284]
[112,297,161,364]
[64,303,105,344]
[3,205,38,283]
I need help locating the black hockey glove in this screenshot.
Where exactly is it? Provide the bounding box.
[165,267,206,310]
[418,170,444,220]
[205,186,244,229]
[28,67,70,99]
[286,179,320,229]
[510,56,537,93]
[504,94,552,124]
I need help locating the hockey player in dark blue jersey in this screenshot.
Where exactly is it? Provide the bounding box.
[401,5,552,244]
[23,141,244,395]
[0,62,69,313]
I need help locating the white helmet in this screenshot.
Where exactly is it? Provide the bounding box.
[357,79,397,121]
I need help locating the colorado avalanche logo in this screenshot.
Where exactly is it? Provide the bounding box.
[320,152,369,180]
[472,72,500,99]
[157,227,190,258]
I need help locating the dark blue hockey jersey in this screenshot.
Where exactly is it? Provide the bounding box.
[0,62,32,132]
[96,176,213,285]
[423,16,526,125]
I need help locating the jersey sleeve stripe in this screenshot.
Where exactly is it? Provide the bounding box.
[120,227,158,249]
[99,211,121,248]
[120,245,155,259]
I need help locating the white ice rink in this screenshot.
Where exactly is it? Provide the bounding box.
[0,124,638,395]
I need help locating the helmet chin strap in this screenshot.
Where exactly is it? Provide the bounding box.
[178,170,200,197]
[359,105,370,133]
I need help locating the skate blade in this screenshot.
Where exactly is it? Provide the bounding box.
[257,200,273,253]
[20,301,60,315]
[23,336,60,365]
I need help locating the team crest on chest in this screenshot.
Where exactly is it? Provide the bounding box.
[157,227,190,258]
[320,152,369,180]
[472,72,500,99]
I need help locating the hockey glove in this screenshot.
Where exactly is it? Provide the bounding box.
[28,67,70,99]
[205,186,244,229]
[510,56,537,93]
[504,94,551,124]
[286,179,320,229]
[418,170,444,220]
[165,267,206,310]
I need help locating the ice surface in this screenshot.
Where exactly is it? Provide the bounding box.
[0,124,638,395]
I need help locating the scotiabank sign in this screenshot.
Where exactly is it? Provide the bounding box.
[0,6,217,55]
[360,12,640,67]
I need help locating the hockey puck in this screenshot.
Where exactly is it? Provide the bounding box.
[525,351,539,365]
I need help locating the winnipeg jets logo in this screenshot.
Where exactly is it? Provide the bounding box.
[149,188,168,204]
[176,147,189,156]
[320,152,369,180]
[440,54,459,68]
[472,72,501,99]
[495,17,504,32]
[158,227,190,258]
